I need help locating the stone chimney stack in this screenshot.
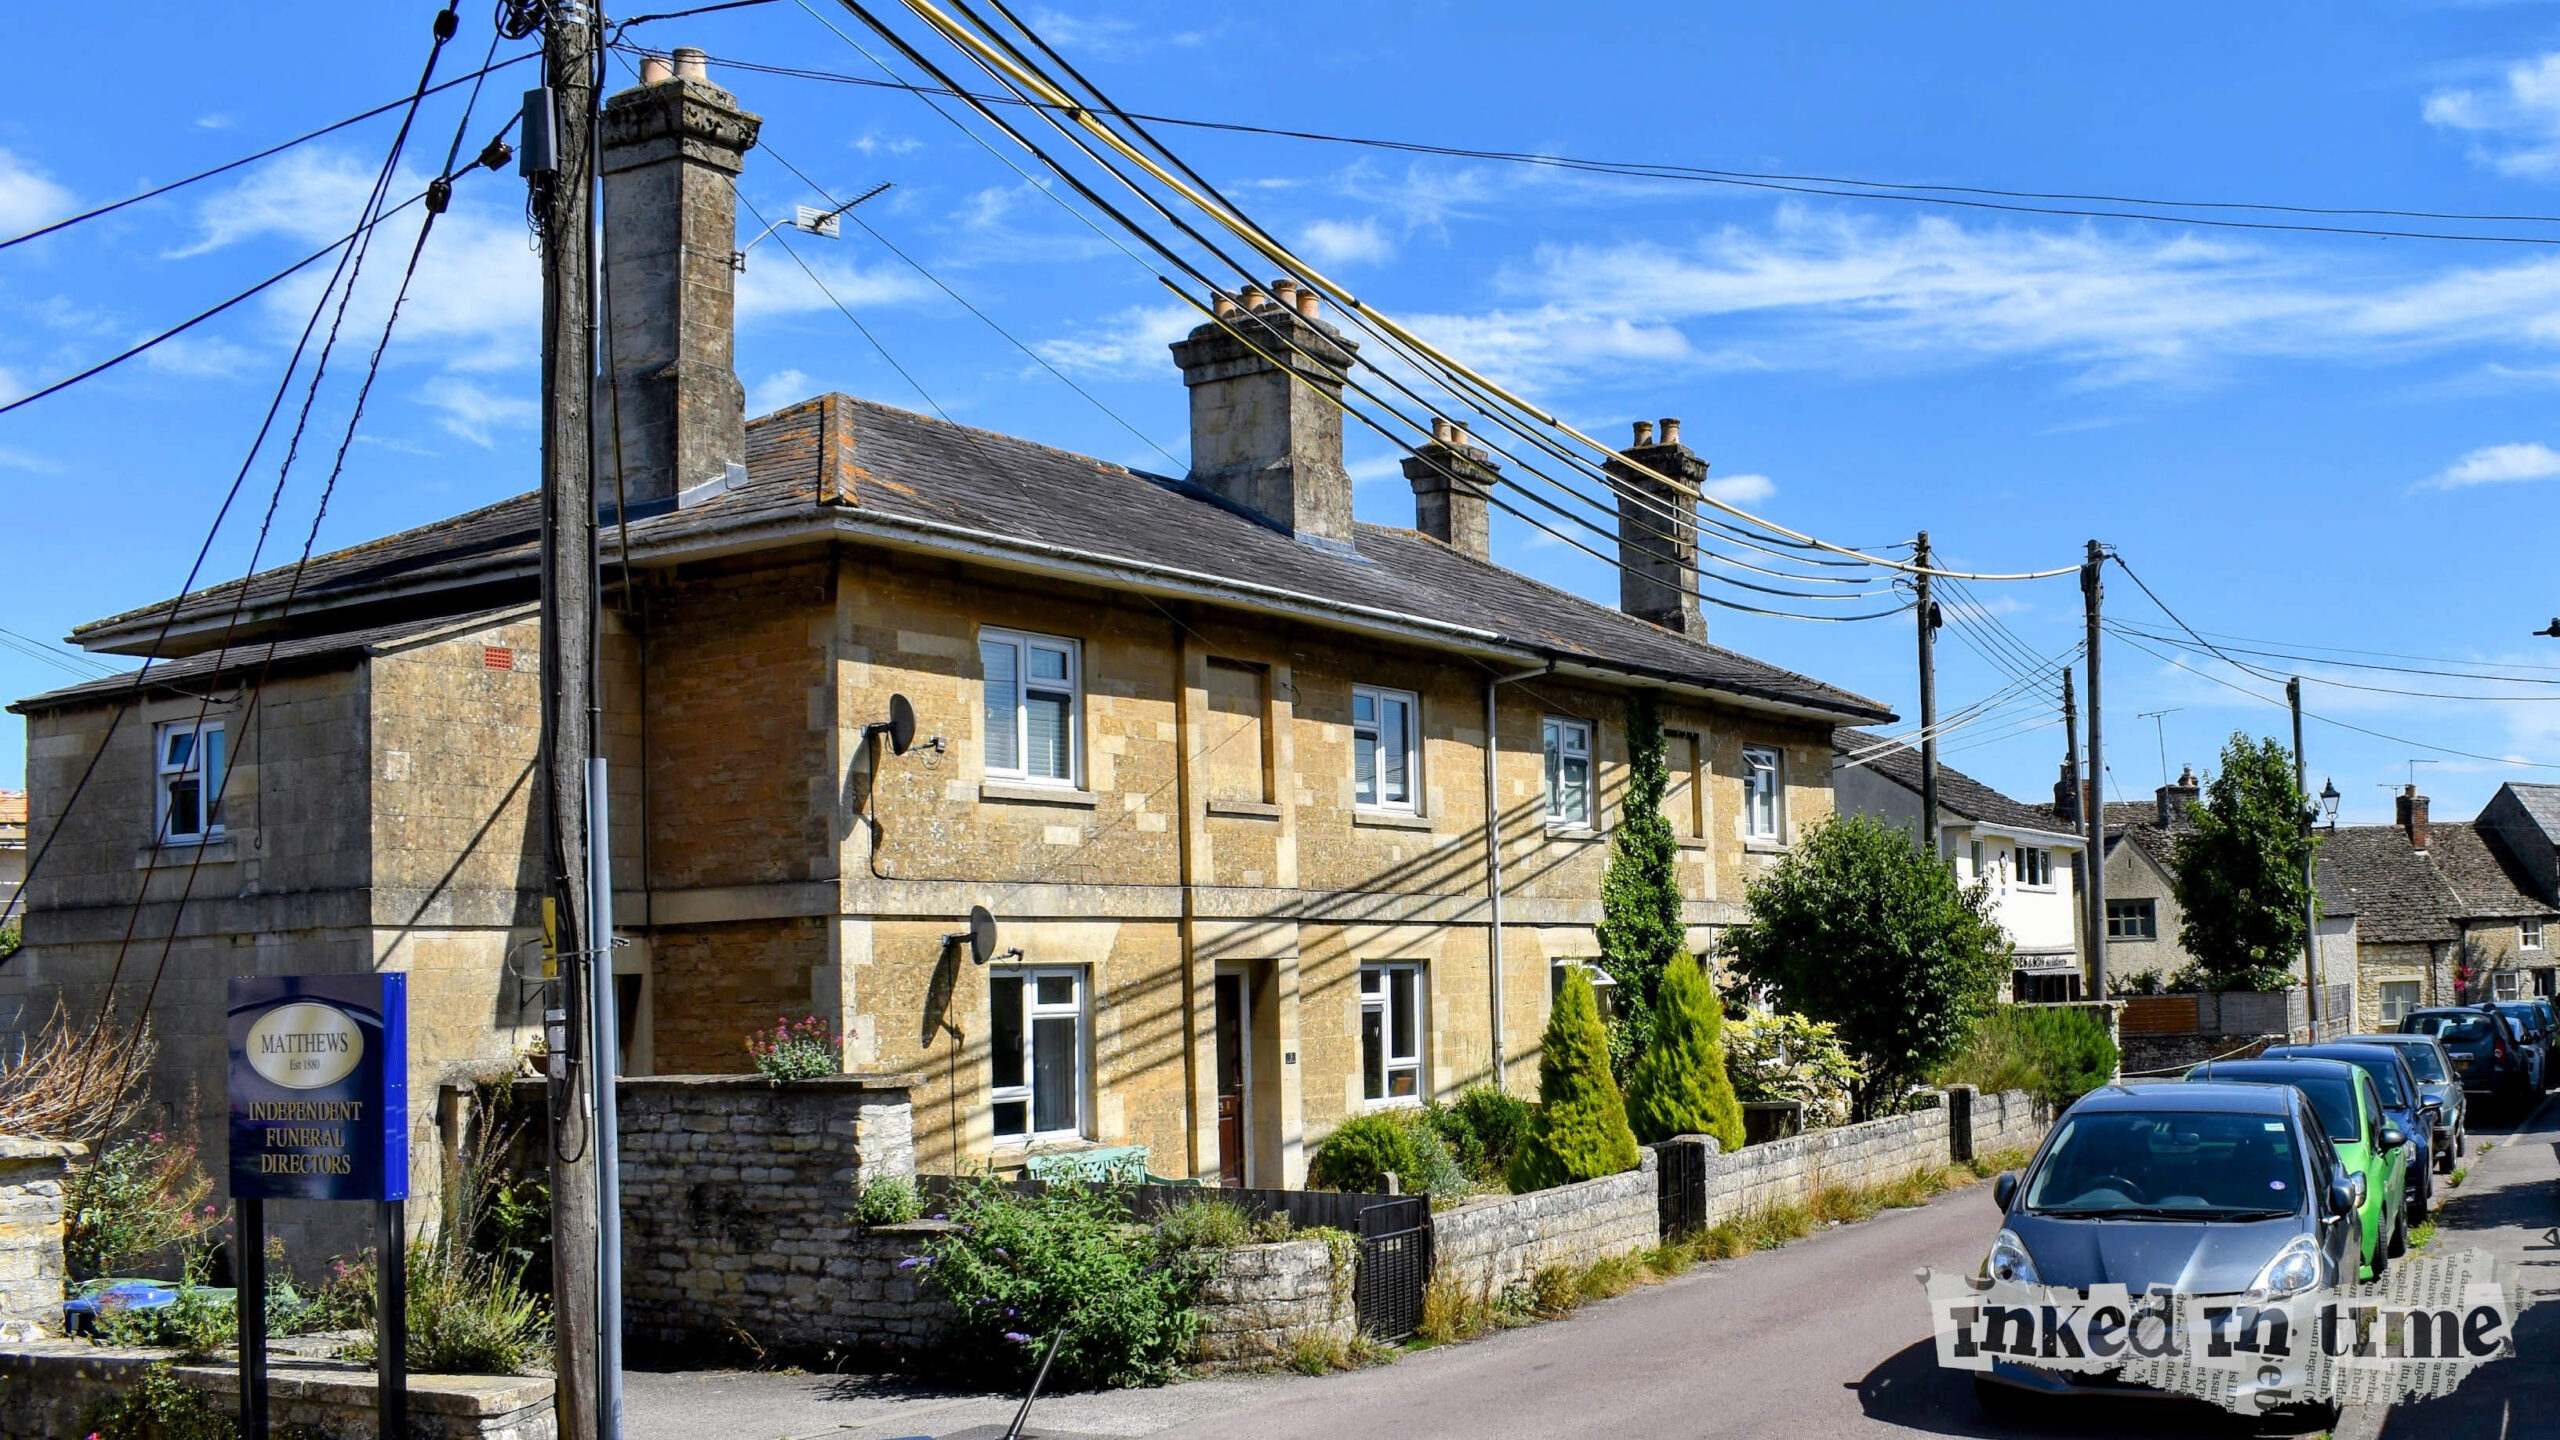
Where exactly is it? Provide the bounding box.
[1170,282,1359,548]
[2052,759,2080,825]
[1402,417,1496,561]
[1607,417,1708,639]
[2156,765,2201,830]
[598,49,762,508]
[2398,784,2432,851]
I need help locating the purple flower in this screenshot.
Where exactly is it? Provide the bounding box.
[1004,1332,1032,1344]
[896,1256,930,1270]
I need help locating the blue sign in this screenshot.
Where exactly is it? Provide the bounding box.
[227,974,407,1202]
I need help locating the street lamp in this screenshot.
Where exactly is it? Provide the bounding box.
[2318,778,2341,827]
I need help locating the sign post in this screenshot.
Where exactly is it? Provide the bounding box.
[228,974,408,1440]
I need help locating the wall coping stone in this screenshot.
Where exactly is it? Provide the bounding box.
[2,1339,554,1416]
[617,1073,920,1093]
[0,1137,86,1163]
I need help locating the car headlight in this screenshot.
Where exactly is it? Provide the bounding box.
[1987,1228,2041,1286]
[2249,1235,2323,1300]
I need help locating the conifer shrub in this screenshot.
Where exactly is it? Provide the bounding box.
[1427,1084,1534,1183]
[1623,953,1745,1152]
[1507,968,1641,1192]
[1308,1110,1463,1194]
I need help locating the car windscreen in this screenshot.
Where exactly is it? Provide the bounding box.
[2494,1006,2545,1036]
[2331,1055,2408,1107]
[2192,1067,2358,1143]
[2407,1013,2493,1045]
[2390,1044,2450,1083]
[2024,1110,2305,1218]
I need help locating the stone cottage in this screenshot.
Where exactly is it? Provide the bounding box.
[2318,785,2558,1031]
[1830,733,2086,1000]
[1,56,1889,1254]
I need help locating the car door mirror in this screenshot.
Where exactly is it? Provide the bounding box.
[2327,1180,2357,1218]
[2379,1126,2409,1152]
[2421,1099,2443,1118]
[1993,1172,2019,1211]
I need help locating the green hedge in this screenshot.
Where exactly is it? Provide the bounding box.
[1937,1005,2116,1109]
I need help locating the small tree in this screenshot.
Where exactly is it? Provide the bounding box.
[1508,968,1641,1192]
[2170,733,2315,992]
[1721,813,2010,1120]
[1623,952,1745,1152]
[1595,691,1683,1077]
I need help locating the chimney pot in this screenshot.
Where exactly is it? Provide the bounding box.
[672,46,709,81]
[1170,280,1358,547]
[1296,288,1319,318]
[1404,417,1495,560]
[1609,417,1708,638]
[1271,278,1300,309]
[2398,784,2432,850]
[1431,416,1453,444]
[1632,419,1656,447]
[1213,292,1240,319]
[1240,284,1269,311]
[1660,417,1680,445]
[640,53,674,85]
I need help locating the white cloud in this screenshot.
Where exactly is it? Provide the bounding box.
[0,149,73,236]
[1702,472,1774,504]
[1034,303,1198,376]
[0,447,64,474]
[0,367,20,404]
[141,335,253,378]
[2425,54,2560,176]
[175,148,374,258]
[2422,440,2560,489]
[851,129,921,157]
[195,114,235,131]
[749,368,813,415]
[1298,218,1394,267]
[420,376,535,446]
[1346,453,1405,488]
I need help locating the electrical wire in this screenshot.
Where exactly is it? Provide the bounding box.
[740,188,949,419]
[655,46,2560,245]
[0,49,539,252]
[2106,620,2560,686]
[2107,623,2560,704]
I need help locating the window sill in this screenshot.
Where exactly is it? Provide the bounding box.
[1206,799,1281,821]
[1545,824,1603,842]
[990,1135,1099,1154]
[1352,809,1433,831]
[1675,836,1712,852]
[1744,839,1789,855]
[1362,1095,1425,1112]
[138,837,236,868]
[979,781,1099,808]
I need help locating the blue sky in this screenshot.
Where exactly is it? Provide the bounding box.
[10,2,2560,824]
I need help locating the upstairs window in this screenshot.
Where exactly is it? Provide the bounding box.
[1742,745,1783,841]
[1352,685,1417,811]
[1360,962,1425,1105]
[1543,717,1592,826]
[2013,846,2053,888]
[2524,919,2545,952]
[981,629,1079,786]
[989,967,1085,1141]
[156,720,225,845]
[2105,899,2157,939]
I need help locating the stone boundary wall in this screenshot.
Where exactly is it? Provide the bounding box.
[1431,1150,1659,1296]
[1695,1105,1950,1228]
[0,1342,553,1440]
[0,1138,80,1339]
[612,1074,926,1357]
[2121,1032,2274,1078]
[1194,1236,1353,1366]
[1966,1087,2047,1158]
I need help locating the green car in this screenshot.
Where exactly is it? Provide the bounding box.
[2187,1055,2411,1279]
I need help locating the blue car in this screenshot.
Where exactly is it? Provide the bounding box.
[2261,1042,2436,1217]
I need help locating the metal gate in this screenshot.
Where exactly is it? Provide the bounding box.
[1655,1138,1710,1237]
[1355,1197,1432,1342]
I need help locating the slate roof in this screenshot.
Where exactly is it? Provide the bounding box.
[1832,731,2081,839]
[12,607,532,713]
[2498,782,2560,844]
[2310,821,2555,944]
[47,395,1891,723]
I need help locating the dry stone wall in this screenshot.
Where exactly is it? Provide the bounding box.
[1431,1149,1659,1296]
[0,1139,78,1340]
[0,1342,554,1440]
[1194,1235,1354,1366]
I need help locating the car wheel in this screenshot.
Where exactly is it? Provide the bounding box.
[1972,1375,2033,1421]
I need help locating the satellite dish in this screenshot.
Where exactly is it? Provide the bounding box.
[968,905,999,966]
[888,694,917,756]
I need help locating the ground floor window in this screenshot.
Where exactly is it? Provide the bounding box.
[2380,980,2421,1025]
[2105,899,2156,939]
[990,968,1085,1141]
[2537,968,2556,999]
[2493,970,2523,1000]
[1361,962,1424,1105]
[2012,971,2082,1004]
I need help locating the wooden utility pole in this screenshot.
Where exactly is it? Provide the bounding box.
[2081,542,2108,1001]
[1914,531,1941,860]
[2062,667,2083,990]
[533,9,600,1437]
[2290,676,2319,1028]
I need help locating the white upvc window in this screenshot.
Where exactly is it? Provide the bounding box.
[155,719,226,844]
[1542,716,1593,827]
[1360,962,1425,1105]
[1741,745,1782,841]
[980,628,1080,786]
[2524,919,2545,952]
[1352,685,1417,811]
[2380,980,2420,1026]
[989,967,1085,1142]
[2013,846,2053,889]
[1969,840,1986,878]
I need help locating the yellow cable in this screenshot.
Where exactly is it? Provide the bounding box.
[887,0,2081,583]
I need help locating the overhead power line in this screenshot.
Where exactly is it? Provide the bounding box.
[0,49,538,252]
[651,44,2560,247]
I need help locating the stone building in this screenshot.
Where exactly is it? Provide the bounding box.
[0,790,22,925]
[1830,733,2085,1000]
[2,56,1888,1251]
[2318,785,2558,1031]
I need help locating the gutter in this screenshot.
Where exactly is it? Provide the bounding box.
[1484,660,1554,1087]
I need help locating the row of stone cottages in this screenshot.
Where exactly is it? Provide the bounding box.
[0,56,2028,1259]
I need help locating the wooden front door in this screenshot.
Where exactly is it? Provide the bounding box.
[1214,973,1247,1187]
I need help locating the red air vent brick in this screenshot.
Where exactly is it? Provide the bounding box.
[483,645,514,672]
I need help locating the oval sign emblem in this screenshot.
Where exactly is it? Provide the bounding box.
[246,1002,364,1090]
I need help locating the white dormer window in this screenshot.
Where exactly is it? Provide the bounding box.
[156,720,225,845]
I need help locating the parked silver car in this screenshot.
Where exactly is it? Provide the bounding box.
[2343,1032,2465,1174]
